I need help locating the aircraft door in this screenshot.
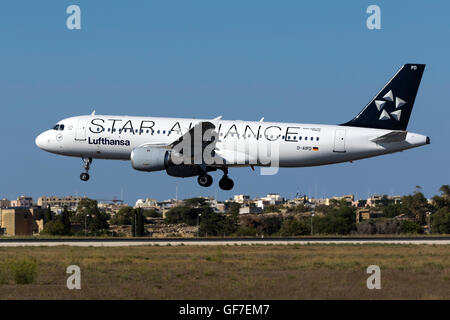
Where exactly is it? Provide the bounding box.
[333,129,346,153]
[75,119,88,141]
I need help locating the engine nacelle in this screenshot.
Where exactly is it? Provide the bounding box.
[131,146,169,172]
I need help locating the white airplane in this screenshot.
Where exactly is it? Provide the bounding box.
[36,64,430,190]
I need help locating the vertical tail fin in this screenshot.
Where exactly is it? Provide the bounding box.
[342,64,425,130]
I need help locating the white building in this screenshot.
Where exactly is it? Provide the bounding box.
[10,196,34,208]
[233,194,251,204]
[135,198,159,209]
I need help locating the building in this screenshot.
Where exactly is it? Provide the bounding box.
[0,207,45,236]
[233,194,251,204]
[10,196,34,208]
[98,202,129,215]
[135,198,159,210]
[0,198,11,209]
[239,206,263,215]
[356,209,384,223]
[37,196,86,212]
[308,198,328,206]
[366,195,402,207]
[255,193,284,210]
[326,195,354,206]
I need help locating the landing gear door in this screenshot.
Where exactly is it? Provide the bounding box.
[333,129,346,153]
[75,118,88,141]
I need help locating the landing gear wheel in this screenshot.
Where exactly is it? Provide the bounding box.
[198,174,213,187]
[80,157,92,182]
[219,177,234,191]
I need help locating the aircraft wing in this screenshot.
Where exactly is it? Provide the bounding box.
[168,121,216,149]
[371,131,407,143]
[139,120,222,165]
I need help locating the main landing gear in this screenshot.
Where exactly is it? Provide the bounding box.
[197,168,234,191]
[197,174,213,187]
[80,157,92,181]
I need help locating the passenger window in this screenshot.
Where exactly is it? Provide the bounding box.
[316,137,319,141]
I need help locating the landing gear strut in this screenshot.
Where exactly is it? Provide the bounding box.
[218,168,234,191]
[80,157,92,181]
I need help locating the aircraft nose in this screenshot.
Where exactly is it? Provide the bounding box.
[35,132,47,149]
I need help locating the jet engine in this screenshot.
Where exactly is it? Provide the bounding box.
[131,146,169,172]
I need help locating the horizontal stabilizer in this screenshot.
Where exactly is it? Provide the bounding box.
[371,131,407,143]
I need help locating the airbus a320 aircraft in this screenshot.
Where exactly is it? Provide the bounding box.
[36,64,429,191]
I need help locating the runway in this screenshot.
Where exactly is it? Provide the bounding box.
[1,237,450,247]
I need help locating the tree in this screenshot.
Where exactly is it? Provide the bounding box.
[61,206,72,235]
[41,219,67,236]
[41,206,72,236]
[238,215,282,236]
[314,205,356,235]
[75,199,109,234]
[439,185,450,198]
[131,208,146,237]
[165,206,201,226]
[44,205,53,223]
[143,209,161,218]
[110,206,133,225]
[431,208,450,234]
[401,192,430,225]
[279,218,310,236]
[400,220,423,234]
[383,203,402,218]
[226,202,241,217]
[199,210,237,236]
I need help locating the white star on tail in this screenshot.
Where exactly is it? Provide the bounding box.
[375,90,405,121]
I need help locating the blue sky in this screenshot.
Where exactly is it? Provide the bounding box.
[0,1,449,204]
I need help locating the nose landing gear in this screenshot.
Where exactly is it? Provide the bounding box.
[80,157,92,181]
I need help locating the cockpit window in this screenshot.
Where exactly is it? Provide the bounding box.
[52,124,65,131]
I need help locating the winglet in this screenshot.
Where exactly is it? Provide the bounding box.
[212,116,222,121]
[91,110,96,115]
[259,117,264,122]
